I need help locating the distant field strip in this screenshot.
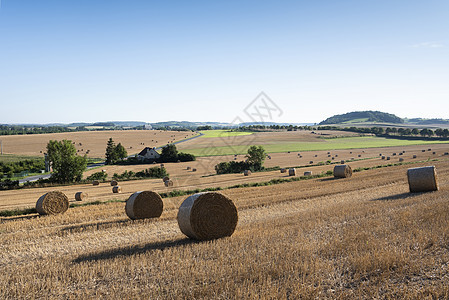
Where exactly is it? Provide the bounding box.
[199,130,253,138]
[184,136,449,156]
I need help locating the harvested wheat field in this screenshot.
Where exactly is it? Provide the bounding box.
[0,130,198,158]
[1,160,448,298]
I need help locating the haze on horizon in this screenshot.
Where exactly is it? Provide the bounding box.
[0,0,448,125]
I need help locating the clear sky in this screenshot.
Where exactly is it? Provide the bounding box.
[0,0,448,124]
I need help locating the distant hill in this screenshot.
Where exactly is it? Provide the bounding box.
[405,118,449,125]
[319,111,404,125]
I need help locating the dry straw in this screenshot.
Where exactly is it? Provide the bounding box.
[288,168,296,176]
[407,166,439,193]
[92,180,100,186]
[177,192,238,240]
[244,170,251,176]
[333,165,352,178]
[112,186,121,193]
[110,180,118,186]
[125,191,163,220]
[36,191,69,215]
[75,192,88,201]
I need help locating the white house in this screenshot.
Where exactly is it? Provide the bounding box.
[137,147,160,161]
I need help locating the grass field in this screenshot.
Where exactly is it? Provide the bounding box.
[183,136,449,156]
[0,154,42,163]
[199,130,253,138]
[1,160,448,298]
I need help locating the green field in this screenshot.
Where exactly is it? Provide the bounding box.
[184,136,449,156]
[0,154,42,163]
[199,130,254,138]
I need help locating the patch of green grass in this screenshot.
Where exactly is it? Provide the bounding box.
[184,136,449,156]
[0,154,42,163]
[199,130,253,138]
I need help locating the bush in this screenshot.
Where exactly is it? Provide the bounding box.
[215,161,263,174]
[86,171,107,181]
[178,152,196,162]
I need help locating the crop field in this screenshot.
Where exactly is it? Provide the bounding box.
[199,130,254,138]
[178,130,449,156]
[0,130,198,158]
[1,160,448,298]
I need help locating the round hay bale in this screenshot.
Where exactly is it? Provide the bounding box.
[328,154,331,157]
[36,191,69,215]
[413,155,417,159]
[280,168,287,173]
[340,160,345,164]
[358,154,362,157]
[192,168,197,172]
[382,156,385,160]
[309,161,314,164]
[399,158,404,162]
[110,180,118,186]
[387,157,391,160]
[160,164,165,167]
[428,148,432,151]
[379,154,382,156]
[422,150,426,152]
[187,166,191,170]
[288,168,296,176]
[244,170,251,176]
[393,153,397,156]
[162,176,170,183]
[444,152,449,156]
[399,152,403,156]
[75,192,87,201]
[335,154,338,157]
[125,191,163,220]
[333,165,352,178]
[112,186,121,193]
[164,180,174,187]
[331,157,335,160]
[314,154,318,157]
[407,166,438,193]
[327,152,330,154]
[92,180,100,186]
[432,152,436,155]
[177,192,238,240]
[304,171,312,176]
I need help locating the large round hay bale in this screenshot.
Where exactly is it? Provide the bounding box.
[177,192,238,240]
[333,165,352,178]
[92,180,100,186]
[125,191,163,220]
[162,176,170,183]
[244,170,251,176]
[280,168,287,173]
[304,171,312,176]
[407,166,438,193]
[112,186,121,193]
[288,168,296,176]
[36,191,69,215]
[75,192,87,201]
[110,180,118,186]
[164,180,174,187]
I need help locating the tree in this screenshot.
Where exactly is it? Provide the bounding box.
[105,138,117,165]
[47,140,87,183]
[443,129,449,138]
[246,145,266,169]
[411,128,419,135]
[114,143,128,161]
[160,144,178,162]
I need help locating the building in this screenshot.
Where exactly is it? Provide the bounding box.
[137,147,160,161]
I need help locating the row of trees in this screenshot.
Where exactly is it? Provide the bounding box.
[215,146,266,174]
[0,159,45,178]
[317,126,449,138]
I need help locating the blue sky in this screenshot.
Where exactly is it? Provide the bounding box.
[0,0,448,124]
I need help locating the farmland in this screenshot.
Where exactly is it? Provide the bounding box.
[1,160,448,298]
[1,129,449,298]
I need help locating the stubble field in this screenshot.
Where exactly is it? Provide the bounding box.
[1,160,448,298]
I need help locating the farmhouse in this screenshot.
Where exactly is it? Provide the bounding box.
[137,147,160,161]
